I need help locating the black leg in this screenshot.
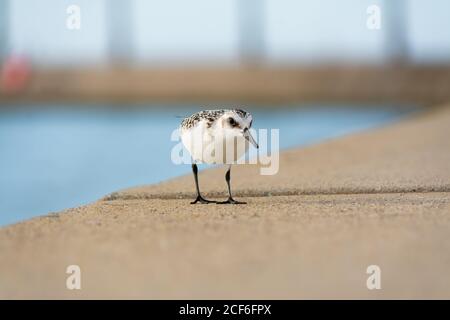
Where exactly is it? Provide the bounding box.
[217,165,246,204]
[190,164,216,204]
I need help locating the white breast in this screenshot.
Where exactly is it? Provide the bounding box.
[181,121,249,164]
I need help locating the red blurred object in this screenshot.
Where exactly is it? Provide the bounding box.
[1,55,32,93]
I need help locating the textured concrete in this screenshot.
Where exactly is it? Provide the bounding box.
[1,106,450,299]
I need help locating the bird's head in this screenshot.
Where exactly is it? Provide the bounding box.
[219,109,258,149]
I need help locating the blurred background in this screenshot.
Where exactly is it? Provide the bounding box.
[0,0,449,225]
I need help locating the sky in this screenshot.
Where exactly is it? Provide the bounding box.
[5,0,450,66]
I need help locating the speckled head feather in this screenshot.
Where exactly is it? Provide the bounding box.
[233,109,250,120]
[180,109,252,130]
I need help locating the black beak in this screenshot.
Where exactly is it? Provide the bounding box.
[243,128,259,149]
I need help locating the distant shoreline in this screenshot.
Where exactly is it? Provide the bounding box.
[1,65,450,106]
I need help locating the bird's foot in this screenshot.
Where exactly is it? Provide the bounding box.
[217,197,246,205]
[190,195,216,204]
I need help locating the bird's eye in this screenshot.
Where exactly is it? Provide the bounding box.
[228,118,236,126]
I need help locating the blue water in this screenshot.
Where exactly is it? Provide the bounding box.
[0,104,415,226]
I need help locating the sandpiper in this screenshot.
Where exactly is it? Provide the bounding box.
[180,109,258,204]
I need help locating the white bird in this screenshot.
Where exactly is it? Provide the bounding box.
[180,109,258,204]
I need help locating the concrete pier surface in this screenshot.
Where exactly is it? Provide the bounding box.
[1,106,450,299]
